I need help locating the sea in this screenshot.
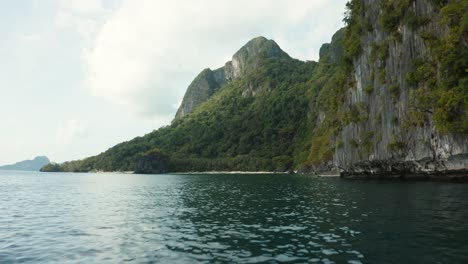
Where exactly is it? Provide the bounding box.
[1,170,468,263]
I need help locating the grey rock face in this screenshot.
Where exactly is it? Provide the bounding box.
[174,68,224,120]
[340,156,468,180]
[332,0,468,176]
[174,37,289,120]
[319,28,345,64]
[228,36,290,79]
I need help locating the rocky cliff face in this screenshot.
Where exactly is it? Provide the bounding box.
[326,0,468,178]
[174,68,225,120]
[175,36,289,120]
[319,28,345,65]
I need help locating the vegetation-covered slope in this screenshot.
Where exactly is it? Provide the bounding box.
[43,0,467,175]
[47,37,325,172]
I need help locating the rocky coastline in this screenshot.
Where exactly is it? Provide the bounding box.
[337,154,468,181]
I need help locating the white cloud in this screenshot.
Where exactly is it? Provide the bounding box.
[0,0,349,165]
[56,0,110,49]
[59,0,105,15]
[56,119,87,145]
[79,0,347,118]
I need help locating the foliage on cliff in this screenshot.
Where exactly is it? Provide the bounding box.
[305,0,468,168]
[408,0,468,134]
[41,0,467,173]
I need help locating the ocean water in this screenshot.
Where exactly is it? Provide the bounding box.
[1,170,468,263]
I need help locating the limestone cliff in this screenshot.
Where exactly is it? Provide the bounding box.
[318,0,468,178]
[174,68,225,120]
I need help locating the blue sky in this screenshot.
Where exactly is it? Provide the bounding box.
[0,0,347,165]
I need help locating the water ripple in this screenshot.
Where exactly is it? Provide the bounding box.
[0,171,468,263]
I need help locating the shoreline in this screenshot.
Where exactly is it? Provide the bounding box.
[173,171,279,175]
[38,169,468,182]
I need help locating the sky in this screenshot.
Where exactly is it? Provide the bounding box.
[0,0,348,165]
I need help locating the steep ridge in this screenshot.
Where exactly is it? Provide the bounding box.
[174,68,225,120]
[175,37,290,120]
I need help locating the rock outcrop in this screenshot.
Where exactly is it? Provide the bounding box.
[134,149,169,174]
[174,36,289,120]
[174,68,226,120]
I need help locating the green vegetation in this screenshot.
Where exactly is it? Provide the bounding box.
[404,11,431,30]
[343,102,369,125]
[378,0,410,33]
[44,55,317,173]
[378,68,386,84]
[349,139,359,148]
[370,41,389,64]
[407,0,468,134]
[370,40,389,85]
[308,131,334,166]
[364,84,374,94]
[343,0,364,65]
[305,61,347,166]
[389,84,400,101]
[40,163,63,172]
[41,0,467,173]
[362,131,374,156]
[387,139,406,153]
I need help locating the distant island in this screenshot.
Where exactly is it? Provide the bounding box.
[0,156,50,171]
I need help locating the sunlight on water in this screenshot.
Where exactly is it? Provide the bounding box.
[1,171,468,263]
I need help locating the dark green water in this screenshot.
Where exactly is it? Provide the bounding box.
[1,171,468,263]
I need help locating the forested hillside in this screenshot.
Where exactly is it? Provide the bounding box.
[43,36,324,172]
[42,0,467,176]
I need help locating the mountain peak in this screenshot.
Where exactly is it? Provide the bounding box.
[224,36,290,81]
[174,36,291,120]
[319,28,344,64]
[237,36,273,52]
[33,156,50,162]
[233,36,289,63]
